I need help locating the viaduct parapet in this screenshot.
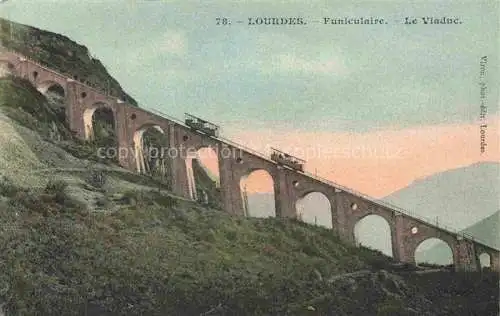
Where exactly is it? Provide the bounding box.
[1,50,498,272]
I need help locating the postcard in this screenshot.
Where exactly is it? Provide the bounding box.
[0,1,498,315]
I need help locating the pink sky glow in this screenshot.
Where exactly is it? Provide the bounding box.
[197,116,499,198]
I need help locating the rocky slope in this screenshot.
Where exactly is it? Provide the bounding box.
[384,162,499,233]
[0,17,137,106]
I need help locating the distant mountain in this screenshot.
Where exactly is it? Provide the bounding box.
[385,162,499,265]
[383,162,499,231]
[463,210,499,248]
[246,192,276,218]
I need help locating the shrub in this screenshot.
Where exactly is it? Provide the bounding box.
[44,179,68,193]
[149,191,177,208]
[85,169,107,189]
[8,190,56,215]
[43,179,87,212]
[0,175,19,198]
[95,196,110,209]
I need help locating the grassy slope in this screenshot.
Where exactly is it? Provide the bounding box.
[0,182,404,315]
[0,76,68,136]
[0,179,497,316]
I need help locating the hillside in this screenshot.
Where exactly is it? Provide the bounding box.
[0,175,416,315]
[2,173,498,315]
[0,17,137,106]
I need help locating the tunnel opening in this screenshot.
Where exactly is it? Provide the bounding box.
[354,214,393,258]
[414,238,453,267]
[186,147,221,208]
[240,169,276,218]
[295,192,332,228]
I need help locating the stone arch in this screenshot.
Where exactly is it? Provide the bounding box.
[185,146,220,205]
[240,169,276,218]
[353,214,393,257]
[344,196,394,229]
[295,191,332,228]
[414,237,454,266]
[133,124,168,175]
[0,60,16,78]
[479,252,491,268]
[83,102,116,140]
[37,80,66,98]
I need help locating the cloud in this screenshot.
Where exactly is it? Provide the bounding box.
[158,31,187,55]
[248,32,349,76]
[275,53,347,75]
[121,30,187,64]
[223,116,500,197]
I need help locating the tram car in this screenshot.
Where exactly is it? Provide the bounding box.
[270,147,305,172]
[185,113,220,137]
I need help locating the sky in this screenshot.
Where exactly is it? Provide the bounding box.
[0,0,498,198]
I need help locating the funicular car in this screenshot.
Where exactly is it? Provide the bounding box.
[270,147,305,172]
[184,113,220,137]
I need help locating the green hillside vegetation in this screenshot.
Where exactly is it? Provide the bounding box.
[0,174,498,315]
[0,18,137,106]
[0,177,401,315]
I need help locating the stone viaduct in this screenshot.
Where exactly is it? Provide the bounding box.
[1,50,498,272]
